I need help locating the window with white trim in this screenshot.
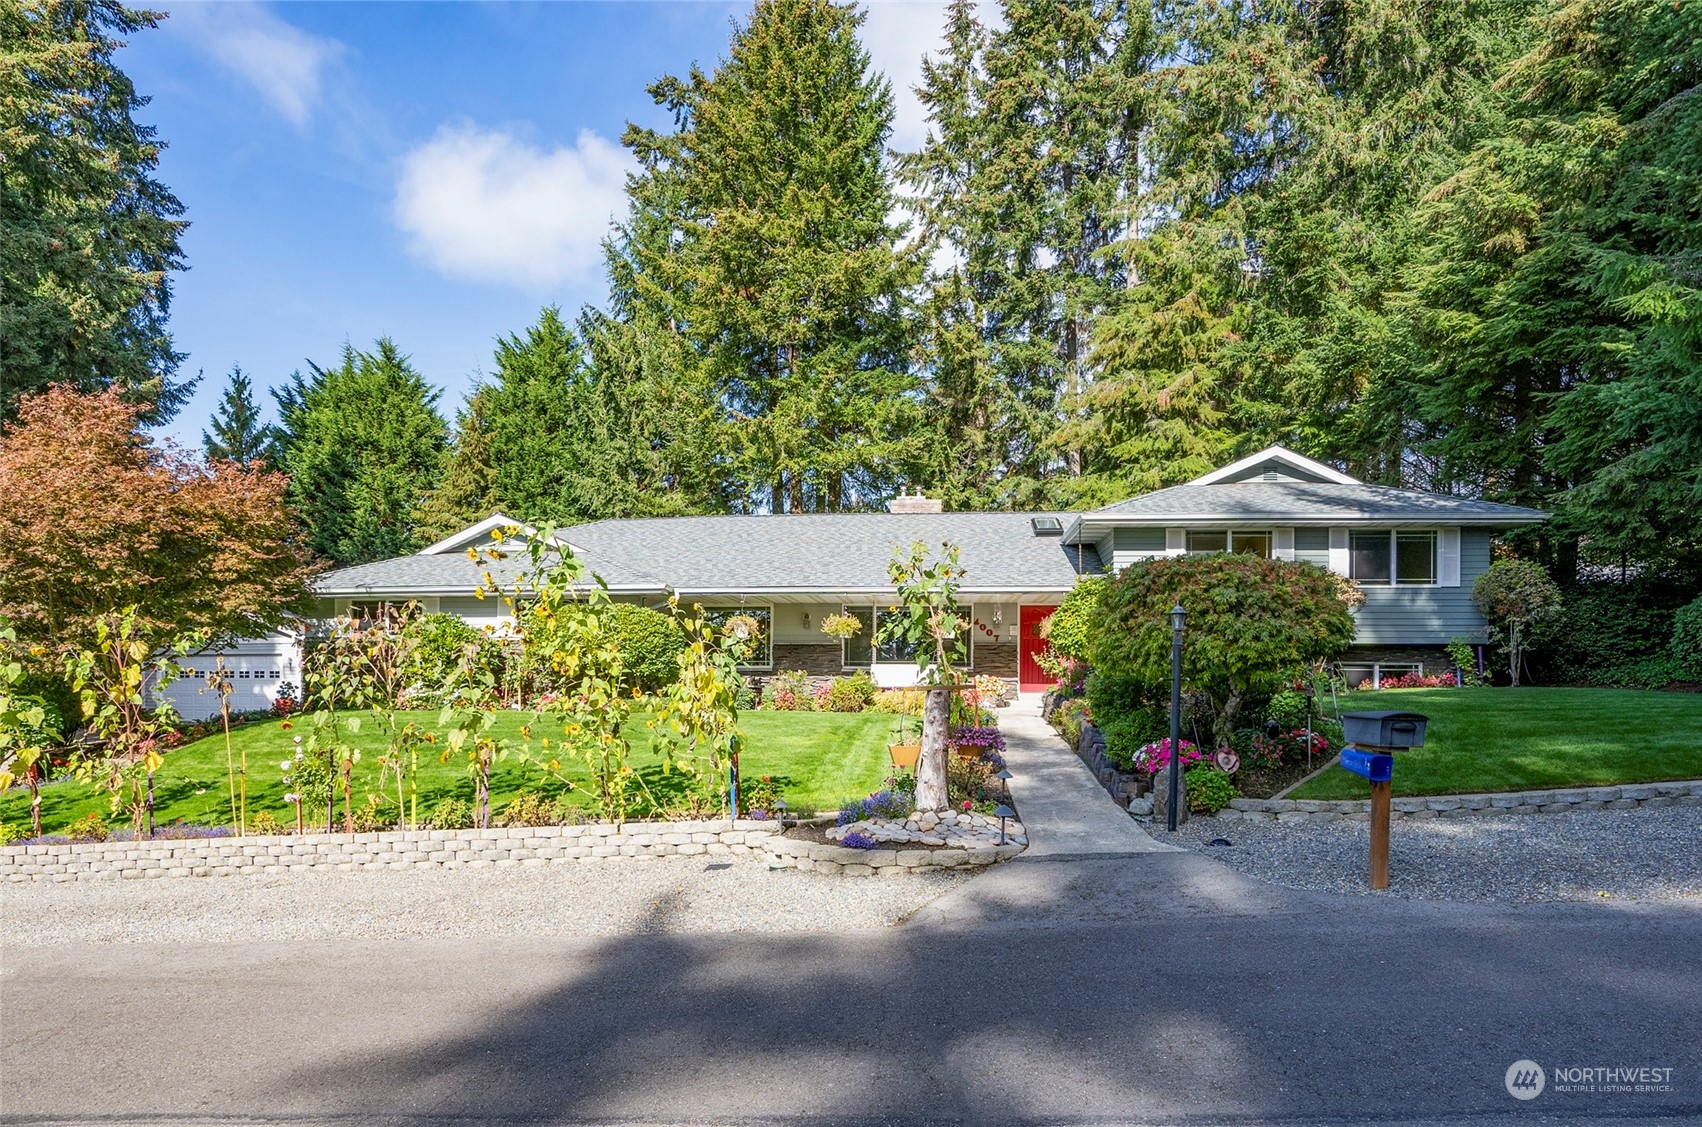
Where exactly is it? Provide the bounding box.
[699,604,772,668]
[840,605,974,668]
[1349,531,1437,585]
[1185,531,1271,557]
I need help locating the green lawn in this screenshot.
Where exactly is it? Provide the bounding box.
[1,710,898,835]
[1291,687,1702,799]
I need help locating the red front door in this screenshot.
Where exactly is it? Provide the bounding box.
[1018,604,1059,692]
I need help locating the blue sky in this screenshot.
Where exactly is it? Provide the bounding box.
[134,1,954,447]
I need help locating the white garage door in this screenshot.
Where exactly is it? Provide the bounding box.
[157,634,303,721]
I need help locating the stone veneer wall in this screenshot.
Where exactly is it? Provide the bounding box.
[0,819,1020,882]
[1215,779,1702,823]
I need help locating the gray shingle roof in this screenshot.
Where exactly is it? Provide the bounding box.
[564,512,1102,594]
[315,512,1102,597]
[1078,481,1549,524]
[313,544,666,597]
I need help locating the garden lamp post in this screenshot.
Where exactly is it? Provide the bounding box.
[1167,604,1186,832]
[993,803,1016,845]
[994,768,1012,803]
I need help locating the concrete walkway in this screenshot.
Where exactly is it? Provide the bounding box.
[999,698,1177,857]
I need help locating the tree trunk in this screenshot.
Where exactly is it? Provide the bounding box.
[916,687,952,812]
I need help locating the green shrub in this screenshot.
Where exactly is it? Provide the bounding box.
[0,821,23,845]
[1091,555,1355,744]
[430,797,474,830]
[825,672,877,713]
[404,613,503,705]
[497,790,563,827]
[1053,697,1092,747]
[351,801,397,833]
[67,812,110,842]
[1043,577,1109,663]
[604,603,687,691]
[1099,710,1169,771]
[1185,765,1237,815]
[870,688,925,715]
[249,811,283,836]
[1672,595,1702,678]
[1537,578,1690,686]
[16,671,78,740]
[1265,690,1310,731]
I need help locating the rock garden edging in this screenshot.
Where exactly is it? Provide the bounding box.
[0,818,1024,883]
[1213,779,1702,823]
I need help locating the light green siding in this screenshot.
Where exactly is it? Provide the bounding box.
[1350,530,1493,644]
[1294,527,1330,569]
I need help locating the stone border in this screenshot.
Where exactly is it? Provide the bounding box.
[0,818,1027,882]
[0,820,783,883]
[763,835,1024,876]
[1215,779,1702,823]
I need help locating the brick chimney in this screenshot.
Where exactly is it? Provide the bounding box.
[887,488,943,514]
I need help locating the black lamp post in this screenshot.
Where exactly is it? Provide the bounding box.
[1167,603,1186,832]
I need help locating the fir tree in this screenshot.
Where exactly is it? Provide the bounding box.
[0,0,190,421]
[624,0,920,512]
[415,389,497,543]
[201,366,278,466]
[273,339,447,565]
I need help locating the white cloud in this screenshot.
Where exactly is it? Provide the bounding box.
[172,3,343,127]
[393,123,633,290]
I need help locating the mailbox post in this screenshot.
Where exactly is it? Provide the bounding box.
[1337,711,1426,891]
[1340,748,1395,889]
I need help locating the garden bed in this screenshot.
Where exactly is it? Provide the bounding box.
[0,710,896,839]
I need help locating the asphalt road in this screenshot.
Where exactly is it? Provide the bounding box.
[4,852,1700,1126]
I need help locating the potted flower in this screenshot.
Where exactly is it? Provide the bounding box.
[887,713,921,770]
[819,612,863,640]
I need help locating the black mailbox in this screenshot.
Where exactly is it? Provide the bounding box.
[1341,710,1428,750]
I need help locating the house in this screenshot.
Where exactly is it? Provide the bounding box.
[1061,446,1549,684]
[162,446,1546,718]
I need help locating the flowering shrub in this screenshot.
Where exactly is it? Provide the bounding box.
[1357,670,1457,690]
[762,669,815,711]
[1249,728,1331,768]
[270,681,298,717]
[973,674,1010,706]
[837,787,915,826]
[812,681,833,709]
[1129,737,1203,778]
[949,725,1005,754]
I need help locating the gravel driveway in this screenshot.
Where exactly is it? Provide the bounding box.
[1168,804,1702,903]
[0,858,971,947]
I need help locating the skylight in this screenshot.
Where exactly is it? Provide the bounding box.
[1031,516,1063,536]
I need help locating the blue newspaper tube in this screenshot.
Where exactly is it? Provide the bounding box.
[1339,746,1394,784]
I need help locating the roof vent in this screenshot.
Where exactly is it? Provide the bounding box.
[888,488,943,514]
[1030,516,1063,536]
[1260,472,1282,482]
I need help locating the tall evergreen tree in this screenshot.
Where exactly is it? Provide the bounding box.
[904,0,1153,507]
[0,0,189,421]
[201,366,277,466]
[414,389,497,543]
[274,339,447,566]
[624,0,920,512]
[1405,0,1702,573]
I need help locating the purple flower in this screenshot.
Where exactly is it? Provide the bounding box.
[839,830,878,850]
